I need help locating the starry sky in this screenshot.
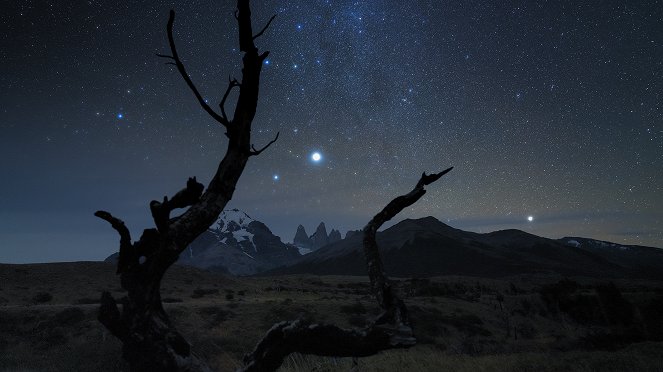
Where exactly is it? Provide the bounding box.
[1,0,662,263]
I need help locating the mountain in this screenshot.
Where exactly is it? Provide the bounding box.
[557,236,663,280]
[291,222,343,253]
[311,222,328,249]
[106,209,300,276]
[328,229,342,243]
[268,217,663,280]
[293,225,312,248]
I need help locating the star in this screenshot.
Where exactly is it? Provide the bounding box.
[527,216,534,222]
[117,113,123,119]
[273,174,279,181]
[311,152,322,162]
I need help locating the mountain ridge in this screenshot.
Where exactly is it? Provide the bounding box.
[266,216,663,280]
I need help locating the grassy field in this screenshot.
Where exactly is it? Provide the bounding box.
[1,262,662,371]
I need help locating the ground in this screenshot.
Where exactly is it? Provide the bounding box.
[0,262,662,371]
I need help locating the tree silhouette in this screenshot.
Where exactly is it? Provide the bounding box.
[95,1,452,371]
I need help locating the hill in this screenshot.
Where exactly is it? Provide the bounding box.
[268,217,663,280]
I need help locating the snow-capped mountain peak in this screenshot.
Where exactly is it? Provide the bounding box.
[213,209,254,231]
[210,209,256,251]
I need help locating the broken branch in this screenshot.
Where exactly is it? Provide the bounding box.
[253,15,276,40]
[164,10,228,126]
[220,77,241,122]
[249,131,279,156]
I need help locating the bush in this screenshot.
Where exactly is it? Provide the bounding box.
[162,298,183,303]
[198,306,234,327]
[191,288,219,298]
[339,301,366,315]
[540,280,634,326]
[596,282,633,326]
[347,314,367,327]
[54,307,86,326]
[33,292,53,303]
[75,297,100,305]
[639,295,663,340]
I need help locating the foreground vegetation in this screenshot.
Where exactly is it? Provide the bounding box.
[0,262,662,371]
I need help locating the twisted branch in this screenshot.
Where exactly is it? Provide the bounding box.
[161,10,228,126]
[241,168,453,372]
[249,131,279,156]
[253,15,276,40]
[149,177,204,233]
[220,77,241,123]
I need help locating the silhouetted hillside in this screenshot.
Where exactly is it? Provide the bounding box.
[267,217,663,279]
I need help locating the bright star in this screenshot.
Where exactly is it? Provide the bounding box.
[527,216,534,222]
[117,113,123,119]
[273,174,279,181]
[311,152,322,162]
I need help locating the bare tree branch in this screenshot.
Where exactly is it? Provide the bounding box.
[239,320,414,372]
[94,210,134,274]
[94,211,131,244]
[253,14,276,40]
[149,177,204,233]
[242,168,452,371]
[249,131,279,156]
[237,0,256,52]
[163,10,228,126]
[98,2,274,369]
[98,291,126,340]
[363,167,453,312]
[220,77,241,123]
[155,53,175,60]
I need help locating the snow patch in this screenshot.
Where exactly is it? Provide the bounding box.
[297,246,312,255]
[233,230,256,251]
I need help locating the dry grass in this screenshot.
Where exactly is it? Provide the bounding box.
[1,262,662,371]
[280,343,663,372]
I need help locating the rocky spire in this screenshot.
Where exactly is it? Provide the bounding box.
[328,229,342,243]
[311,222,329,249]
[293,225,312,247]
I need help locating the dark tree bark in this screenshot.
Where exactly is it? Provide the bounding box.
[95,2,277,371]
[240,168,453,372]
[97,1,454,371]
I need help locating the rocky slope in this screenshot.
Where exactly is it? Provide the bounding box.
[106,209,300,276]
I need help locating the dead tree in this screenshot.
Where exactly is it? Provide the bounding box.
[96,1,453,371]
[95,2,276,370]
[240,167,453,371]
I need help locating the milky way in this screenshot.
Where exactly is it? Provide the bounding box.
[1,0,661,262]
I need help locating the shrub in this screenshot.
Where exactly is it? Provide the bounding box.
[339,301,366,315]
[191,288,219,298]
[162,298,183,303]
[54,307,86,326]
[33,292,53,303]
[347,314,367,327]
[596,282,633,326]
[75,297,100,305]
[198,306,234,327]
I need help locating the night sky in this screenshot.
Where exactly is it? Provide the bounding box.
[1,1,662,263]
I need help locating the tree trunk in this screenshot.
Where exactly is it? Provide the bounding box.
[240,168,452,372]
[96,1,454,370]
[95,2,277,370]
